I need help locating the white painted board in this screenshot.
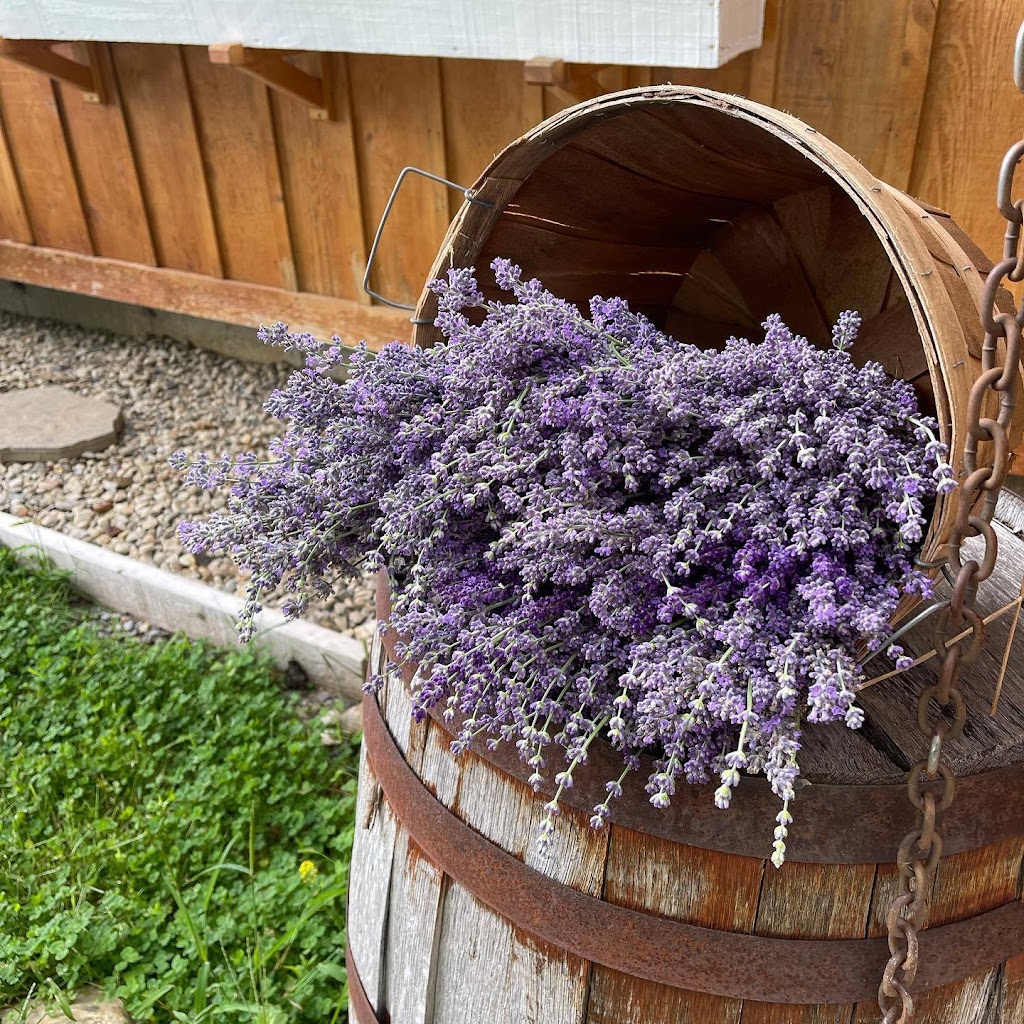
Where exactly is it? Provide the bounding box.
[0,0,766,70]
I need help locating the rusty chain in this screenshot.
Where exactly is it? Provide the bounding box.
[877,22,1024,1024]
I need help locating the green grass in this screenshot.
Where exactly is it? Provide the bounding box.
[0,547,360,1022]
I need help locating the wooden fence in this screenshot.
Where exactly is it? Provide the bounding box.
[0,0,1020,347]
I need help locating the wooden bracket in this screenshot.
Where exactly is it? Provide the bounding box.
[524,58,625,105]
[208,44,334,120]
[0,39,107,102]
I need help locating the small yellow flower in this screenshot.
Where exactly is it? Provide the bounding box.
[298,859,318,883]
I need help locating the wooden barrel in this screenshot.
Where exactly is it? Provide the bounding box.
[346,88,1024,1021]
[348,513,1024,1023]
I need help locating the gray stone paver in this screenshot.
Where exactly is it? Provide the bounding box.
[0,386,122,462]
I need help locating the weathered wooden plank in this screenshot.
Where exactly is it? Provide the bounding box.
[347,638,400,1014]
[773,0,938,190]
[269,53,368,301]
[908,0,1023,269]
[111,43,223,276]
[650,52,753,95]
[53,42,155,265]
[1003,951,1024,1024]
[348,53,450,310]
[0,62,91,252]
[181,46,296,290]
[428,728,608,1024]
[740,862,875,1023]
[747,0,783,107]
[586,830,762,1024]
[373,652,451,1024]
[0,99,32,244]
[857,517,1024,776]
[853,837,1024,1022]
[0,239,409,348]
[440,58,544,221]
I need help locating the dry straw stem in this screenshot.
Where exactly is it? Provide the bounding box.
[859,580,1024,717]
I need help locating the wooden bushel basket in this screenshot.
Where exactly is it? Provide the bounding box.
[347,88,1024,1023]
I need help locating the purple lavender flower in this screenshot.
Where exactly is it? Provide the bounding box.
[174,261,953,864]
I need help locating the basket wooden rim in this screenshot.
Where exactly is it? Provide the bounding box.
[410,85,1024,576]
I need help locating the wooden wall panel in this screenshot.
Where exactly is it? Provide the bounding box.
[54,43,155,264]
[270,53,368,302]
[111,44,223,277]
[0,105,32,244]
[0,63,91,253]
[773,0,939,191]
[909,0,1024,272]
[440,58,543,220]
[182,46,296,290]
[348,54,450,309]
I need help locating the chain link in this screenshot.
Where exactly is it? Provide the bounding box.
[877,27,1024,1024]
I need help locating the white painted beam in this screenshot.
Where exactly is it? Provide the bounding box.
[0,0,766,70]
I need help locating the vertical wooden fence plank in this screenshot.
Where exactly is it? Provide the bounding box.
[747,0,783,106]
[181,46,296,290]
[54,42,156,265]
[111,43,223,277]
[773,0,935,189]
[0,103,32,244]
[652,52,754,95]
[440,58,543,220]
[0,62,91,253]
[270,53,369,303]
[909,0,1024,265]
[349,54,450,310]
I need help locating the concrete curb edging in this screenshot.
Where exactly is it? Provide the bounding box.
[0,512,366,699]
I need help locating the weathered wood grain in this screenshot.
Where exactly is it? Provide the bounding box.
[773,0,938,190]
[0,99,32,244]
[858,518,1024,777]
[348,54,450,310]
[440,58,544,221]
[586,830,762,1024]
[111,43,223,276]
[909,0,1024,275]
[0,62,91,252]
[746,0,783,107]
[741,862,875,1024]
[347,636,400,1013]
[182,46,296,290]
[53,42,155,265]
[853,837,1024,1022]
[1003,951,1024,1024]
[427,723,608,1024]
[269,52,368,301]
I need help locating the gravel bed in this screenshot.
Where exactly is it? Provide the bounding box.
[0,311,376,641]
